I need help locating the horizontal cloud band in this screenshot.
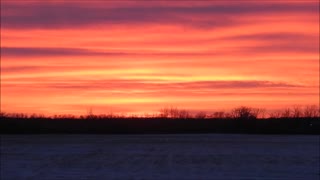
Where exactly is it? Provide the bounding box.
[2,1,318,29]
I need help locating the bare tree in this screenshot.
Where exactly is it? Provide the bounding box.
[159,107,189,119]
[251,108,266,119]
[212,111,225,119]
[195,111,207,119]
[292,105,302,118]
[159,107,169,118]
[169,107,180,118]
[304,105,319,118]
[224,112,233,119]
[269,111,281,118]
[231,106,257,120]
[178,109,190,119]
[281,108,291,118]
[0,112,6,118]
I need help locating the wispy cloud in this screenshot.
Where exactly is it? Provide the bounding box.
[2,1,318,29]
[1,1,319,115]
[1,47,129,57]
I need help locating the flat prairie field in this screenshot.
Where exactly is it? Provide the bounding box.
[1,134,319,180]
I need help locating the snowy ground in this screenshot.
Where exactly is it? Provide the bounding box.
[1,134,319,180]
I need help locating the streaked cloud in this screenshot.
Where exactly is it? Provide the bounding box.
[1,1,319,115]
[1,47,128,57]
[2,1,318,29]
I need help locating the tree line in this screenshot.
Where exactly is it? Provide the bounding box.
[1,105,319,134]
[1,105,319,120]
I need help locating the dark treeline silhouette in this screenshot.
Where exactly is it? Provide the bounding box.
[1,106,319,134]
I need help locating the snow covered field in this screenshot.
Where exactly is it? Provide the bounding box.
[1,134,319,180]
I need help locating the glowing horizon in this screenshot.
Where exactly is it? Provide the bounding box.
[1,1,319,115]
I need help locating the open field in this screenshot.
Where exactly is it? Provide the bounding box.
[1,117,319,134]
[1,134,319,180]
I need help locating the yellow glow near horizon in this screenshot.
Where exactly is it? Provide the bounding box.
[1,1,319,115]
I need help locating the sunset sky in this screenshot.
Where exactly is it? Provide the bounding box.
[1,1,319,116]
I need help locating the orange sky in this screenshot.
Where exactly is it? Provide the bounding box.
[1,1,319,115]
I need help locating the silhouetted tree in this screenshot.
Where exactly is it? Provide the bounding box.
[252,108,266,119]
[231,106,257,120]
[292,105,302,118]
[195,111,207,119]
[212,111,225,119]
[159,107,190,118]
[269,111,281,118]
[304,105,319,118]
[169,107,180,118]
[0,112,6,118]
[281,108,291,118]
[159,108,170,118]
[178,109,190,119]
